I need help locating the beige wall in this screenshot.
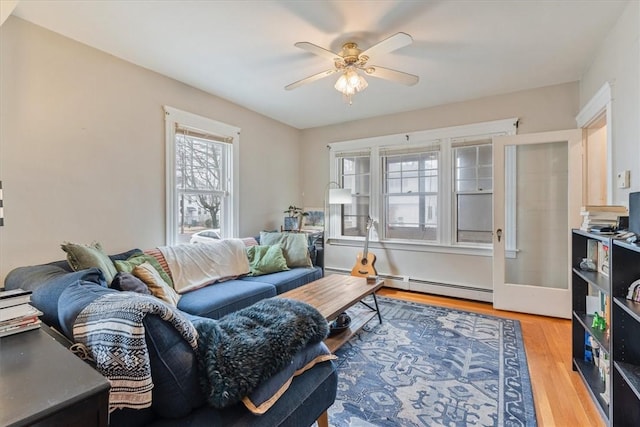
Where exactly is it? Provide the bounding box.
[0,17,302,281]
[580,0,639,206]
[300,82,579,300]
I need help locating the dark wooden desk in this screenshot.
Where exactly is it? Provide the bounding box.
[0,325,110,427]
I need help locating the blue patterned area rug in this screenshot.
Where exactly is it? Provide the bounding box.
[329,296,536,427]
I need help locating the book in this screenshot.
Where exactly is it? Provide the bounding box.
[581,205,628,213]
[0,289,32,309]
[0,319,41,338]
[0,288,32,299]
[0,314,40,330]
[0,304,42,322]
[598,241,610,277]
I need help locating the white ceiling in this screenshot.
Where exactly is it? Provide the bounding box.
[12,0,628,130]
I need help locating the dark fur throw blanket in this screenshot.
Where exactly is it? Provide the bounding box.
[194,298,329,408]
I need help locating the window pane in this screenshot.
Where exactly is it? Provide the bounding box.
[176,136,223,192]
[457,193,492,243]
[456,167,476,180]
[455,147,476,167]
[342,196,369,236]
[422,176,438,193]
[478,145,492,165]
[457,180,477,192]
[177,192,222,244]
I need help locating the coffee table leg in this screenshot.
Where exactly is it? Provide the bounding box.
[372,292,382,324]
[359,292,383,324]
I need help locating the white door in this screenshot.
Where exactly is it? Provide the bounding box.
[493,129,582,318]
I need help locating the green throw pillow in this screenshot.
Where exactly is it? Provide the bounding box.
[259,232,313,268]
[61,241,118,284]
[246,244,290,276]
[114,253,174,288]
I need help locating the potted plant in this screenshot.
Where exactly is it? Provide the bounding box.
[284,205,309,231]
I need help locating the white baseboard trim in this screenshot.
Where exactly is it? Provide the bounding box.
[324,268,493,303]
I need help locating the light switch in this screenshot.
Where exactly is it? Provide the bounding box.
[617,170,630,189]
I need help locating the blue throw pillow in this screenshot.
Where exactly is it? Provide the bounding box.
[57,280,118,339]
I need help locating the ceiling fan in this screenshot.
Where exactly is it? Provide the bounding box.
[285,32,419,103]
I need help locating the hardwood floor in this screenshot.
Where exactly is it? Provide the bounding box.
[377,288,606,427]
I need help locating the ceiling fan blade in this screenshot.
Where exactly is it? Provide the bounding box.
[361,32,413,59]
[294,42,341,62]
[364,66,419,86]
[285,69,338,91]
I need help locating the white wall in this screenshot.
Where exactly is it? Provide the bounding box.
[580,0,640,206]
[0,17,302,281]
[300,82,579,300]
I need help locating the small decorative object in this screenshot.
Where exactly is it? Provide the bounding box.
[597,242,610,277]
[579,258,597,272]
[625,279,640,302]
[591,312,606,331]
[366,275,379,285]
[329,312,351,337]
[283,205,308,232]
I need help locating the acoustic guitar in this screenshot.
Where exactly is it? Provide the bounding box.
[351,217,377,277]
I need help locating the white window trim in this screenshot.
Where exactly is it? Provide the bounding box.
[164,106,240,245]
[328,118,517,253]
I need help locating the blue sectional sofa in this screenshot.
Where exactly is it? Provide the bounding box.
[4,235,336,427]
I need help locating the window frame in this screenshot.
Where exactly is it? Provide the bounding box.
[328,118,517,252]
[164,106,240,245]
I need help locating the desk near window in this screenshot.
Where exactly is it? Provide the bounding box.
[0,325,110,427]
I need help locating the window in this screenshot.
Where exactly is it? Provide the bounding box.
[338,153,370,236]
[164,107,239,245]
[328,119,517,248]
[453,142,493,243]
[382,148,438,241]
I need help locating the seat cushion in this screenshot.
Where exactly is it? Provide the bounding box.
[177,280,276,319]
[240,267,322,294]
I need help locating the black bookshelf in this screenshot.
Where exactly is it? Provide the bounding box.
[572,229,640,426]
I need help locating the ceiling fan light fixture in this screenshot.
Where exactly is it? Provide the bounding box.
[334,68,368,104]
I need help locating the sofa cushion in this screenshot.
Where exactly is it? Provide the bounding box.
[4,265,106,330]
[57,280,118,339]
[177,280,276,319]
[246,244,289,276]
[242,341,336,414]
[259,232,313,268]
[61,241,118,284]
[240,267,322,294]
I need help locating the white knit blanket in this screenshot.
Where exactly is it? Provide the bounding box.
[72,293,198,412]
[159,239,250,293]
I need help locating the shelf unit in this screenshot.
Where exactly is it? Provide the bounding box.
[610,238,640,426]
[572,229,640,426]
[571,229,611,423]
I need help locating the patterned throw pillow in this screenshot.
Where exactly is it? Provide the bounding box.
[114,253,174,288]
[61,241,118,284]
[132,262,180,306]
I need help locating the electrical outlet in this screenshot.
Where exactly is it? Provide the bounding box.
[617,170,630,189]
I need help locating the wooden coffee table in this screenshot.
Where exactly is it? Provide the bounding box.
[280,274,384,352]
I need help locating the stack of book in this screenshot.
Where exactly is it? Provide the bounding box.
[580,205,628,232]
[0,289,42,337]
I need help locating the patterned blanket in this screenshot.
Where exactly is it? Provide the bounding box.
[72,293,198,412]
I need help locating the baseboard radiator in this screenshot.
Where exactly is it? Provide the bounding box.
[324,267,493,303]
